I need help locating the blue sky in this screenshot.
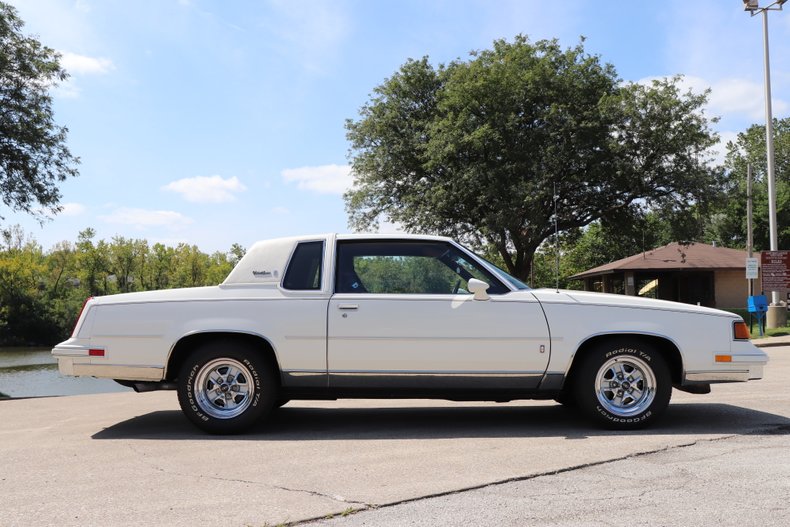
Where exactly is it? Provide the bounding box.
[4,0,790,253]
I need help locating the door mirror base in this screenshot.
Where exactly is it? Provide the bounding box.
[467,278,490,301]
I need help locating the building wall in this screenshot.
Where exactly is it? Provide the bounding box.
[715,269,761,308]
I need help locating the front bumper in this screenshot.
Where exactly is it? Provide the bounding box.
[683,350,768,384]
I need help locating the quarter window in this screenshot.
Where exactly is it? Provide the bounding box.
[283,241,323,290]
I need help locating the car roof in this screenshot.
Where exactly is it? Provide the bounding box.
[335,233,454,242]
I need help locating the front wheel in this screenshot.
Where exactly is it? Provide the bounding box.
[572,340,671,430]
[177,340,277,434]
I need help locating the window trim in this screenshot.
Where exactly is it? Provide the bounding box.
[334,239,511,295]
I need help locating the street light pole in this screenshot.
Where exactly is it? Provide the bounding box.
[761,8,779,304]
[744,0,786,326]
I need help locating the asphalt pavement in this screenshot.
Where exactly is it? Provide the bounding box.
[1,345,788,526]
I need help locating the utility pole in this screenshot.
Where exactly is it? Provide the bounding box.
[748,163,754,296]
[743,0,787,327]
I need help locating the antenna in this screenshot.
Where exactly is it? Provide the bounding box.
[554,182,560,292]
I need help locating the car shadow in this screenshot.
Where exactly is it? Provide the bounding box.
[91,402,790,441]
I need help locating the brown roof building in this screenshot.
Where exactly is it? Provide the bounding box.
[569,242,757,309]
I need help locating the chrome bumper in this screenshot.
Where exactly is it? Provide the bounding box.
[55,357,164,381]
[53,342,163,381]
[683,352,768,384]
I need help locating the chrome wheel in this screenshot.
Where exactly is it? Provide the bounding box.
[193,358,255,419]
[594,356,656,417]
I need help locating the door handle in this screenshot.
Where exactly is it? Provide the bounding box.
[338,304,359,310]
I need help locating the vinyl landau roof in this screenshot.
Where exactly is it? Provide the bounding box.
[570,242,750,280]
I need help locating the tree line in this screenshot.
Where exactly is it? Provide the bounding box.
[0,226,245,346]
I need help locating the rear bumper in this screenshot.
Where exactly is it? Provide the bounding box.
[53,341,163,382]
[55,357,163,381]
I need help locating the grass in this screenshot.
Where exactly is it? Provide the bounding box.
[749,326,790,339]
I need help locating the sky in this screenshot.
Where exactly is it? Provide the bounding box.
[3,0,790,254]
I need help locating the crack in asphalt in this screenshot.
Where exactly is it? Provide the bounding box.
[124,442,369,508]
[270,485,369,508]
[291,423,790,526]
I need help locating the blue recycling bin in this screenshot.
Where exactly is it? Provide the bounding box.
[747,295,768,336]
[747,295,768,313]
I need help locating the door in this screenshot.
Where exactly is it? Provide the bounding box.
[327,240,550,390]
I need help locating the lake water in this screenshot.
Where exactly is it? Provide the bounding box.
[0,347,131,399]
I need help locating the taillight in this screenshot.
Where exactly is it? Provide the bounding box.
[72,297,93,337]
[733,320,751,340]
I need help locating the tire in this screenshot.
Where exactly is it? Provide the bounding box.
[177,340,278,434]
[572,339,671,430]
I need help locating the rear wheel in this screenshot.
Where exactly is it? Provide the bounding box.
[177,340,277,434]
[572,339,671,430]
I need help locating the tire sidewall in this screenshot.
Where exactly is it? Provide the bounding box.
[178,341,276,434]
[574,341,671,430]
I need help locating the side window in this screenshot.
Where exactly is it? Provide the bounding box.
[282,241,323,290]
[335,241,508,295]
[354,255,459,294]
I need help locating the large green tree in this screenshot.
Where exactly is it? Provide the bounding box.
[710,118,790,250]
[0,2,79,224]
[346,36,721,280]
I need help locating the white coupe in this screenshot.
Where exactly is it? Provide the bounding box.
[53,234,768,434]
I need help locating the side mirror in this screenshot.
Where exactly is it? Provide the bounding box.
[467,278,490,301]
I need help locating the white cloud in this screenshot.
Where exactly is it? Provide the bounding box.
[281,164,352,195]
[99,208,192,230]
[60,51,115,75]
[74,0,91,13]
[162,175,247,203]
[60,202,86,216]
[638,75,788,121]
[687,76,788,121]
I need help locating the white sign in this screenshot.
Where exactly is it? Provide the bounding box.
[746,257,759,279]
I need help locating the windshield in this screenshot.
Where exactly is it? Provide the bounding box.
[457,243,530,290]
[480,256,530,290]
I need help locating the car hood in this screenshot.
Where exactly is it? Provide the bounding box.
[528,288,739,318]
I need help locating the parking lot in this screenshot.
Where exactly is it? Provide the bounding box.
[2,346,788,526]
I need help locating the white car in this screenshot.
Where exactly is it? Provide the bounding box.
[53,234,768,434]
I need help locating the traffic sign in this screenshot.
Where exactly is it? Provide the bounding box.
[746,257,759,279]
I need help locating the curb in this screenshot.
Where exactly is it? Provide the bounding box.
[752,337,790,348]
